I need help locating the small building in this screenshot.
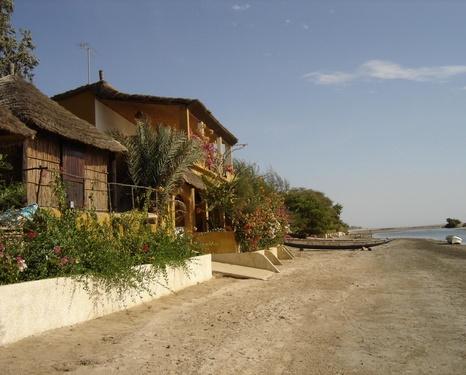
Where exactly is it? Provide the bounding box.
[0,75,126,211]
[53,76,238,232]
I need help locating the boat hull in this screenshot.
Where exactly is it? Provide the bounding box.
[446,235,463,245]
[284,238,389,250]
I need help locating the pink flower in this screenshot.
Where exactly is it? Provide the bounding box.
[59,256,69,267]
[53,245,62,255]
[16,256,27,272]
[142,244,149,253]
[26,230,38,240]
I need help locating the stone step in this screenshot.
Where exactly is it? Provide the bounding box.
[212,262,275,281]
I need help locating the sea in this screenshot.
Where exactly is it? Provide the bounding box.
[373,227,466,244]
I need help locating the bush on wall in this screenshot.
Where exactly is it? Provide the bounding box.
[0,176,199,290]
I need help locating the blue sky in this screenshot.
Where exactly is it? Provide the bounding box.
[12,0,466,228]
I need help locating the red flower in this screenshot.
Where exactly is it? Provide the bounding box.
[26,230,38,240]
[142,244,150,253]
[53,245,62,255]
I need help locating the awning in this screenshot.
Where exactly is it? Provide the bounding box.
[183,171,206,190]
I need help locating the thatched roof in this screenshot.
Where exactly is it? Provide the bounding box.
[0,75,126,152]
[0,104,36,137]
[53,80,238,146]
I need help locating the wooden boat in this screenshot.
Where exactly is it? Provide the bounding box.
[446,235,462,245]
[284,238,389,250]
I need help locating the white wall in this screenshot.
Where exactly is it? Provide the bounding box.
[95,99,136,136]
[0,255,211,346]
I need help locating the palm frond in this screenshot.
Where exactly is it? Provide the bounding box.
[118,119,204,217]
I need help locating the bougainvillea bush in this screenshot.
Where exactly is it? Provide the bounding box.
[0,207,198,290]
[203,161,289,252]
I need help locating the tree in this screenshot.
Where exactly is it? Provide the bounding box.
[445,218,461,228]
[116,120,204,217]
[0,0,38,80]
[285,188,347,237]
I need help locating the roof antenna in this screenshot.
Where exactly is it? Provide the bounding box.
[78,42,96,84]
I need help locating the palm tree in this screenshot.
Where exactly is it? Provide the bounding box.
[117,119,204,219]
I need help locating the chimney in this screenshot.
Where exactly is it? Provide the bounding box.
[9,63,15,75]
[98,69,104,81]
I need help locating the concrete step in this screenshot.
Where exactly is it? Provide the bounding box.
[212,262,275,281]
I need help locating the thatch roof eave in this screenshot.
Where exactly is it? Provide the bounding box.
[0,75,126,153]
[0,104,36,138]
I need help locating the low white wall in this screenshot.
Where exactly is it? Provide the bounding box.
[0,255,211,346]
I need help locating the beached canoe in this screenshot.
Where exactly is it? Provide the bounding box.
[446,235,462,245]
[284,238,389,250]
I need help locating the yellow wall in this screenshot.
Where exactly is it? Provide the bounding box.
[193,231,239,254]
[55,91,96,125]
[101,100,187,133]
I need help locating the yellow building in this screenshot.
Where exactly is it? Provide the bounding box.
[53,73,238,233]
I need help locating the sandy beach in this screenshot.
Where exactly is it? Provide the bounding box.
[1,239,466,374]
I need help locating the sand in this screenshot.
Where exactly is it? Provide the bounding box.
[1,239,466,374]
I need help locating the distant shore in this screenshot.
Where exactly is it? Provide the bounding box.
[350,224,442,234]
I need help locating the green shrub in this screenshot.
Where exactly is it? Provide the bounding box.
[285,188,348,236]
[0,206,198,291]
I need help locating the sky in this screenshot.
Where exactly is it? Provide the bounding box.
[11,0,466,228]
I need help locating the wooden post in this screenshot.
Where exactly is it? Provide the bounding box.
[181,106,190,138]
[216,136,223,174]
[22,139,30,203]
[36,166,44,204]
[224,144,232,169]
[131,186,135,209]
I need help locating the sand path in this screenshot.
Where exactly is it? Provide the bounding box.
[1,239,466,374]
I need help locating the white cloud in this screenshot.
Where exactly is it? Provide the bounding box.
[302,24,310,30]
[232,4,251,11]
[304,60,466,85]
[303,71,354,85]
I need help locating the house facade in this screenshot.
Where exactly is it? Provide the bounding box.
[0,75,126,212]
[53,74,238,232]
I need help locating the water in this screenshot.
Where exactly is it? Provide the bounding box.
[373,227,466,244]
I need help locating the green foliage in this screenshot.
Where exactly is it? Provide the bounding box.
[445,218,462,228]
[0,154,25,211]
[115,120,204,217]
[202,161,289,251]
[0,182,25,211]
[285,188,348,236]
[0,178,198,289]
[0,0,38,79]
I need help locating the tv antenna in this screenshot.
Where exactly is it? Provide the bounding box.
[78,42,96,84]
